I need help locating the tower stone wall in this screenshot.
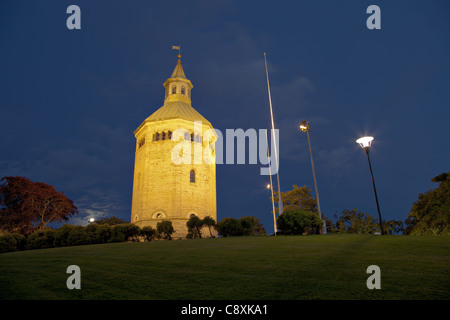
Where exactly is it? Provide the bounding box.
[131,55,217,239]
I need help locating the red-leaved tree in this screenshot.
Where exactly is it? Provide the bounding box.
[0,176,78,235]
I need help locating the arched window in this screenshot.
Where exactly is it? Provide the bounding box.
[172,86,177,94]
[156,213,163,219]
[190,170,195,183]
[168,131,172,140]
[181,86,186,95]
[155,133,160,141]
[189,214,196,219]
[162,132,166,140]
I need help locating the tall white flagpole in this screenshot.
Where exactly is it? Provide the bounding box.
[264,52,284,216]
[266,130,277,235]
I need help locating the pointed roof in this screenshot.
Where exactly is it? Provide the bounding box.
[134,53,213,135]
[170,57,187,79]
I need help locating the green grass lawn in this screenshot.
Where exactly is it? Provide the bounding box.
[0,234,449,300]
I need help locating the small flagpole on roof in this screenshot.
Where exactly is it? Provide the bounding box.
[172,45,181,58]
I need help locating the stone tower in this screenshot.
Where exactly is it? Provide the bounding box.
[131,53,217,238]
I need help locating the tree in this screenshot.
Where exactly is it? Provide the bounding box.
[405,172,450,235]
[202,216,217,238]
[186,215,204,238]
[217,217,243,237]
[157,220,175,240]
[333,209,377,234]
[277,209,323,235]
[273,185,317,213]
[0,176,78,235]
[239,216,266,236]
[333,208,404,234]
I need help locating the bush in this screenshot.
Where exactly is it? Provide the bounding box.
[186,216,204,238]
[85,223,112,244]
[54,224,75,247]
[27,229,56,250]
[0,233,26,253]
[109,224,141,243]
[141,226,156,241]
[157,220,175,240]
[217,218,243,237]
[202,216,217,238]
[67,226,90,246]
[277,210,323,235]
[239,216,266,236]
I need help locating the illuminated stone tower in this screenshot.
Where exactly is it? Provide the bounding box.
[131,52,217,238]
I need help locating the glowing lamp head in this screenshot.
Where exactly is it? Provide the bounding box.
[266,184,271,189]
[299,120,309,132]
[89,218,95,223]
[356,136,374,149]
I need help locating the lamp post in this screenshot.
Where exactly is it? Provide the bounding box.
[300,120,327,234]
[356,136,384,235]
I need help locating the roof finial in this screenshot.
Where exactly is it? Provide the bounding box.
[172,45,181,59]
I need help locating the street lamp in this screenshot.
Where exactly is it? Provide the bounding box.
[89,217,95,224]
[356,136,384,235]
[299,120,327,234]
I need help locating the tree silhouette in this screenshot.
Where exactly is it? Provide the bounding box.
[0,176,78,235]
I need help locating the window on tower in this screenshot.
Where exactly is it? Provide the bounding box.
[162,132,166,140]
[181,86,186,95]
[190,170,195,183]
[168,131,172,140]
[138,137,145,149]
[155,133,160,141]
[172,86,177,94]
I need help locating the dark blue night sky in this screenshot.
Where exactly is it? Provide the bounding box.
[1,0,449,232]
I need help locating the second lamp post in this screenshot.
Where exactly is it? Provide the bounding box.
[300,120,327,234]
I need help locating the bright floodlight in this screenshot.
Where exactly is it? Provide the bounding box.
[356,136,374,149]
[299,120,309,132]
[89,218,95,223]
[266,184,271,189]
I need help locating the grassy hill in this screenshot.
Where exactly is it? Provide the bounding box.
[0,234,449,300]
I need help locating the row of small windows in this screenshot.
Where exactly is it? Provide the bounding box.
[152,131,202,143]
[138,132,203,150]
[153,131,173,141]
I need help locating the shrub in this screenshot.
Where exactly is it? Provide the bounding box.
[157,220,175,240]
[54,224,75,247]
[85,223,112,244]
[217,218,243,237]
[67,226,90,246]
[26,229,56,250]
[0,233,26,253]
[141,226,156,241]
[109,224,141,243]
[10,233,27,251]
[186,216,204,238]
[239,216,266,236]
[277,210,323,235]
[202,216,217,238]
